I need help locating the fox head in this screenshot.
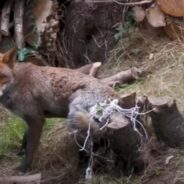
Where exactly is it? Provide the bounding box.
[0,48,17,97]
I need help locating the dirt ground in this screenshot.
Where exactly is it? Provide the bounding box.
[1,20,184,184]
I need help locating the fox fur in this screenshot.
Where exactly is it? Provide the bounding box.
[0,48,118,172]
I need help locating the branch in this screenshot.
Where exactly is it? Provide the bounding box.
[113,0,153,6]
[77,62,102,77]
[89,62,102,77]
[77,64,140,86]
[100,67,141,87]
[0,173,41,184]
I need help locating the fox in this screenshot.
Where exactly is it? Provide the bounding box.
[0,48,118,172]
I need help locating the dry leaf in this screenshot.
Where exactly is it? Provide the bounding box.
[157,0,184,17]
[132,6,145,23]
[146,4,166,27]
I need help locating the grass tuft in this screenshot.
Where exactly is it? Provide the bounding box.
[0,117,25,157]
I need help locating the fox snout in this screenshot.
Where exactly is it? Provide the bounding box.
[0,49,17,97]
[0,66,15,97]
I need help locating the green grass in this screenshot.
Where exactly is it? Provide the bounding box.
[116,79,145,93]
[0,117,25,157]
[0,116,64,158]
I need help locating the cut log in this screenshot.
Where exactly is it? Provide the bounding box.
[78,65,141,87]
[0,0,13,36]
[107,112,130,130]
[156,0,184,17]
[77,62,102,77]
[0,173,41,184]
[100,67,141,87]
[119,92,136,108]
[89,62,102,77]
[107,112,145,173]
[147,97,184,147]
[14,0,25,49]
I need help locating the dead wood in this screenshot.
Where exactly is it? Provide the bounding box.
[14,0,25,49]
[148,97,184,147]
[76,62,102,77]
[0,0,13,36]
[89,62,102,77]
[77,63,141,86]
[0,173,41,184]
[113,0,153,6]
[100,67,141,87]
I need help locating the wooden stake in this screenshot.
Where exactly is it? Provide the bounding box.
[0,0,13,36]
[14,0,25,49]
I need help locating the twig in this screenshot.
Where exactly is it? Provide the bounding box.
[113,0,153,6]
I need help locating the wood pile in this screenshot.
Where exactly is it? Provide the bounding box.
[131,0,184,40]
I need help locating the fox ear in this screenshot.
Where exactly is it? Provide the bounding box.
[2,48,17,68]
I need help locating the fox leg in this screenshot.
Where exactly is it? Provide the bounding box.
[17,129,27,156]
[18,116,44,172]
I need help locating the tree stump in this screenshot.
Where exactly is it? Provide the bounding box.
[148,97,184,147]
[107,112,145,174]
